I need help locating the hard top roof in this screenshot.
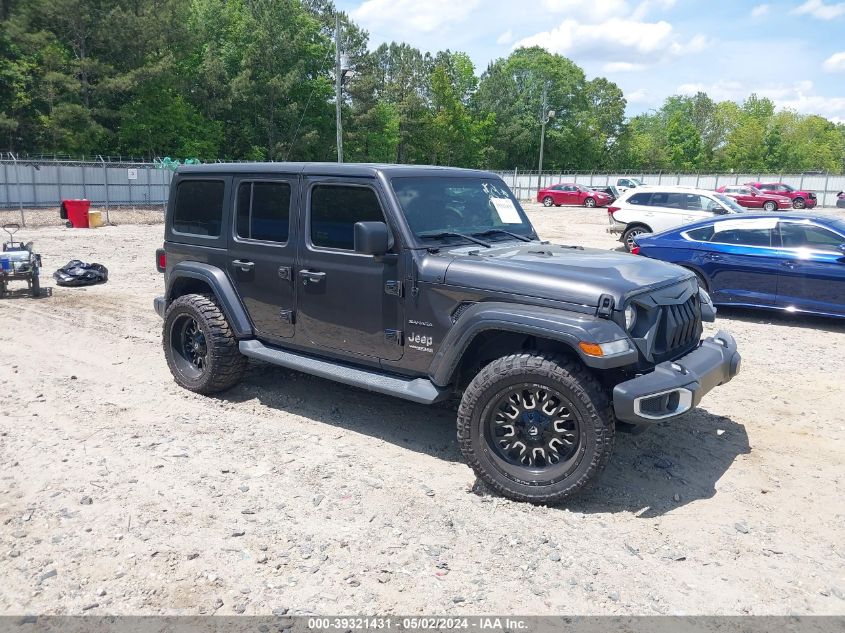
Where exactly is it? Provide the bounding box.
[176,162,499,179]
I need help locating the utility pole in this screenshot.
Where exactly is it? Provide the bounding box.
[537,84,554,193]
[335,14,343,163]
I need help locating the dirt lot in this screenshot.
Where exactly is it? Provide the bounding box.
[1,203,844,616]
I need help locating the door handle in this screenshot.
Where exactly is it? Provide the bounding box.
[299,269,326,284]
[705,253,722,261]
[232,259,254,272]
[780,261,797,269]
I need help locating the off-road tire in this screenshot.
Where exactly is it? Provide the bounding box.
[792,197,805,209]
[457,352,615,505]
[163,293,247,394]
[30,274,40,297]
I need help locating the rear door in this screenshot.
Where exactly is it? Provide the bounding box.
[561,185,578,205]
[294,178,404,361]
[227,177,298,343]
[774,220,845,316]
[699,218,780,306]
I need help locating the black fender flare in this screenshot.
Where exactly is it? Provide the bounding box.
[166,261,253,338]
[428,302,637,387]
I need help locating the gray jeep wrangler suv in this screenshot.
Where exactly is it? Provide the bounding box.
[154,163,741,504]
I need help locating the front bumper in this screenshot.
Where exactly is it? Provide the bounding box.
[612,330,740,425]
[154,295,166,319]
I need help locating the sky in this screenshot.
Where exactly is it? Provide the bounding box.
[334,0,845,122]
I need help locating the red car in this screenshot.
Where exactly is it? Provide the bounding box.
[715,185,792,211]
[537,183,613,208]
[745,182,817,209]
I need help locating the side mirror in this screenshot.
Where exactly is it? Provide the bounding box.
[354,221,389,256]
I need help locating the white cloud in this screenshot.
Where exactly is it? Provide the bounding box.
[627,88,650,103]
[792,0,845,19]
[630,0,676,20]
[823,51,845,71]
[350,0,481,33]
[541,0,630,22]
[514,17,707,63]
[602,61,647,72]
[677,79,845,121]
[496,29,514,45]
[751,4,770,18]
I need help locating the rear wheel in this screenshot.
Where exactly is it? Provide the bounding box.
[622,225,649,252]
[457,352,615,505]
[163,293,247,394]
[542,196,554,207]
[31,274,40,297]
[763,201,777,212]
[584,197,596,208]
[792,197,805,209]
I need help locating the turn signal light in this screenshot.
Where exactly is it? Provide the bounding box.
[156,249,166,272]
[630,245,641,255]
[578,342,604,357]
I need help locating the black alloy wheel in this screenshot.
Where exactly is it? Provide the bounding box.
[484,384,582,480]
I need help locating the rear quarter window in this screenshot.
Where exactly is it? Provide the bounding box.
[172,180,225,237]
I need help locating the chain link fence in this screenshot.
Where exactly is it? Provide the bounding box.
[0,155,173,226]
[494,169,845,206]
[1,156,843,226]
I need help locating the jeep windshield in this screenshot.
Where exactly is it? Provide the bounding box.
[390,177,536,245]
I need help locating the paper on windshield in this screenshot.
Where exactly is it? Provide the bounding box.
[490,197,522,224]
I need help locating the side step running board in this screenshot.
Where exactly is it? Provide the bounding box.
[239,340,449,405]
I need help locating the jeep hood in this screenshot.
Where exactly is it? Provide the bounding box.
[442,242,691,308]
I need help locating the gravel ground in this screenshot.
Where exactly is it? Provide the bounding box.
[1,203,844,616]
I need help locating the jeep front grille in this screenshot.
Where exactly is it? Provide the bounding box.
[652,294,702,362]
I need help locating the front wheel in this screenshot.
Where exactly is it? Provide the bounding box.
[163,293,247,394]
[584,197,596,208]
[792,197,805,209]
[763,201,777,212]
[30,274,40,297]
[457,352,615,505]
[542,196,554,207]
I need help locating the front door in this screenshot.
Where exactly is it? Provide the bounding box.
[700,218,779,306]
[227,177,298,343]
[775,220,845,316]
[295,179,404,361]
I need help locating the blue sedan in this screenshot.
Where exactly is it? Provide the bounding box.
[631,214,845,318]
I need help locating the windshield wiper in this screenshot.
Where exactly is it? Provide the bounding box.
[417,231,492,248]
[472,229,533,243]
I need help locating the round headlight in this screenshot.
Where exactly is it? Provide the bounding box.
[624,305,637,331]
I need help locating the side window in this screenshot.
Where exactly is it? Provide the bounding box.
[649,192,669,207]
[173,180,225,236]
[627,192,652,205]
[779,223,845,251]
[665,193,688,209]
[310,184,385,250]
[685,225,715,241]
[758,184,773,191]
[235,181,291,243]
[618,179,631,187]
[711,227,773,246]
